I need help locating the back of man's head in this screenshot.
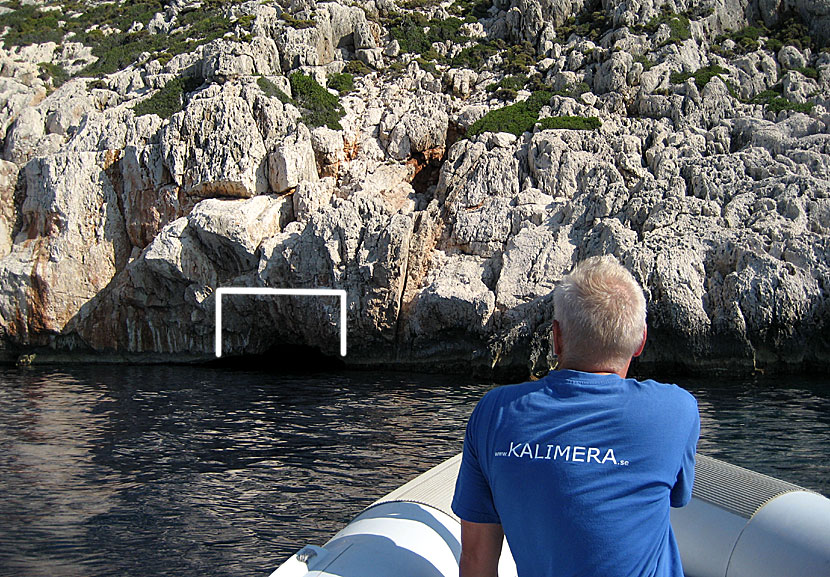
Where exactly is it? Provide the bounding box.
[553,256,647,371]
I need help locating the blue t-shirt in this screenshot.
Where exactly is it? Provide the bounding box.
[452,370,699,577]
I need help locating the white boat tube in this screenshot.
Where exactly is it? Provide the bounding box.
[269,454,830,577]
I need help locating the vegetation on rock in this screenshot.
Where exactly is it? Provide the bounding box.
[639,7,691,46]
[670,65,728,90]
[257,76,293,104]
[750,87,814,114]
[467,91,553,137]
[289,72,345,130]
[37,61,70,88]
[0,0,255,77]
[132,76,202,119]
[327,73,354,95]
[537,116,601,131]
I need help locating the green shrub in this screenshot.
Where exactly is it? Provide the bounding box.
[489,74,528,92]
[764,38,783,53]
[289,72,345,130]
[634,55,654,71]
[428,16,465,43]
[1,0,242,78]
[281,12,315,29]
[327,72,354,95]
[487,74,533,100]
[642,7,690,45]
[670,64,727,90]
[665,13,691,44]
[236,14,256,29]
[774,13,817,50]
[504,42,536,75]
[257,76,293,103]
[399,0,442,9]
[388,13,431,55]
[537,116,601,130]
[132,76,201,119]
[552,81,590,100]
[750,87,814,114]
[557,10,611,42]
[450,40,499,69]
[38,62,70,88]
[343,60,371,75]
[793,67,819,80]
[388,13,467,58]
[0,3,64,46]
[415,57,438,75]
[467,91,552,138]
[448,0,491,19]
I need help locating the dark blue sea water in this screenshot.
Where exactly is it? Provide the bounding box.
[0,365,827,577]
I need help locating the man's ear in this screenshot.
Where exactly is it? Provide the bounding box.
[633,325,647,357]
[553,320,563,357]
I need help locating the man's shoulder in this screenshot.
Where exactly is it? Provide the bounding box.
[631,377,699,415]
[475,379,542,409]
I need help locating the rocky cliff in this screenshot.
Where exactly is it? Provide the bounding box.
[0,0,828,377]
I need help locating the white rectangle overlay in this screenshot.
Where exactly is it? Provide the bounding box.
[215,287,348,358]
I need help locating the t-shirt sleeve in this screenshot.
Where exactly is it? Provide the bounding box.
[451,400,501,524]
[670,395,700,508]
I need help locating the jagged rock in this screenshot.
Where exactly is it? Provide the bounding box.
[310,126,346,177]
[0,151,130,342]
[0,160,17,257]
[0,0,828,376]
[293,177,336,221]
[161,84,268,197]
[71,194,293,353]
[354,20,376,50]
[410,251,496,337]
[274,2,373,70]
[381,92,450,160]
[782,70,820,104]
[251,88,302,150]
[730,51,779,100]
[42,79,97,136]
[594,51,633,95]
[447,69,478,98]
[268,124,319,193]
[108,66,147,97]
[256,191,417,353]
[778,45,808,70]
[66,108,162,153]
[4,107,63,165]
[356,48,384,69]
[0,76,47,145]
[201,38,281,82]
[497,0,590,43]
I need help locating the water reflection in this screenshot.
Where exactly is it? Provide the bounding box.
[681,375,829,496]
[0,372,119,576]
[0,366,827,577]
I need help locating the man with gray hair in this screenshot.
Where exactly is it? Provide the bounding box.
[452,255,699,577]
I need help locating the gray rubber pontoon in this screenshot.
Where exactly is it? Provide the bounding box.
[269,454,830,577]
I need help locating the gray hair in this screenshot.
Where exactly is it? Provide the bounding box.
[553,256,647,368]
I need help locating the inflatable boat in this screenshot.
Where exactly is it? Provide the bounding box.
[269,453,830,577]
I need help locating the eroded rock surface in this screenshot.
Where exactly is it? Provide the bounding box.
[0,0,828,376]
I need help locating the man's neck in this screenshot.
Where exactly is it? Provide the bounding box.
[558,361,630,379]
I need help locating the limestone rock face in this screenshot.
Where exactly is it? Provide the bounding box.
[268,124,319,193]
[0,151,130,343]
[161,84,269,198]
[0,0,828,376]
[0,160,18,258]
[70,195,294,352]
[201,38,281,83]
